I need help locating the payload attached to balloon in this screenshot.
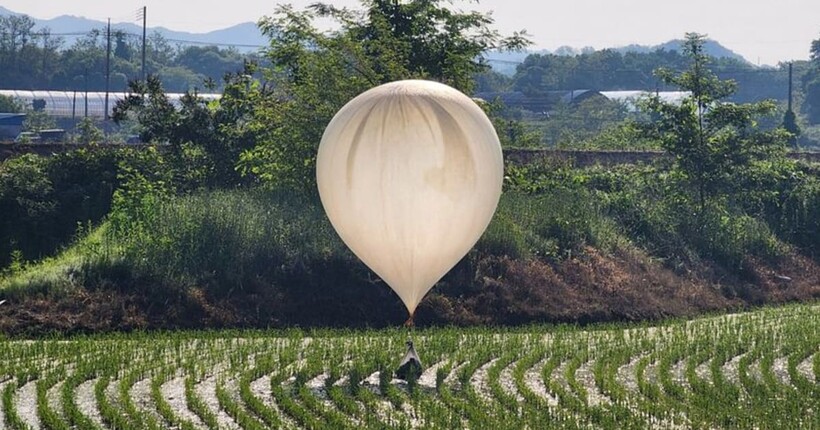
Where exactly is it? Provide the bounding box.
[317,79,503,319]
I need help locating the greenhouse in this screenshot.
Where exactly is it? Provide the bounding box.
[0,90,220,119]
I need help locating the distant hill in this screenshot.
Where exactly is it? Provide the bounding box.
[485,40,750,76]
[0,6,267,51]
[615,39,748,63]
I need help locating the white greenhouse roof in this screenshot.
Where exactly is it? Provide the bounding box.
[600,90,690,105]
[0,90,220,119]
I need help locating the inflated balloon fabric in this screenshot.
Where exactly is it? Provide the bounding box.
[317,80,503,315]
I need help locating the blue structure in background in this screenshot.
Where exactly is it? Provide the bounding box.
[0,113,25,140]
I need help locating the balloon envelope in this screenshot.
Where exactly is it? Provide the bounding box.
[317,80,503,315]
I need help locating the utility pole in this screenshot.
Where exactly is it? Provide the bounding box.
[41,31,48,81]
[84,67,89,118]
[788,62,793,112]
[105,18,111,121]
[140,6,147,81]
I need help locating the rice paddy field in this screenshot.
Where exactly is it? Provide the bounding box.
[0,303,818,430]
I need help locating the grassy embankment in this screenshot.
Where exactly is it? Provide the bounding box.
[2,158,818,333]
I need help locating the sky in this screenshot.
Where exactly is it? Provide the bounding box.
[3,0,819,66]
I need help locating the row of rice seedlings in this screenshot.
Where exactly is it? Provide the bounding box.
[35,364,68,430]
[485,350,529,428]
[215,377,267,430]
[544,336,597,429]
[293,362,353,429]
[150,367,198,430]
[179,345,227,430]
[437,346,492,426]
[280,344,326,426]
[220,340,280,429]
[60,366,102,430]
[183,374,219,430]
[589,336,654,428]
[511,344,579,428]
[2,381,32,430]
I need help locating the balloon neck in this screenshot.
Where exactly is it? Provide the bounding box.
[404,312,415,328]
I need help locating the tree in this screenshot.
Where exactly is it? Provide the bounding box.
[113,68,260,188]
[75,117,104,144]
[782,109,800,147]
[113,75,178,144]
[806,79,820,124]
[174,46,246,85]
[641,33,789,214]
[239,0,529,190]
[114,31,132,60]
[22,109,57,132]
[0,16,64,88]
[0,95,21,113]
[803,34,820,124]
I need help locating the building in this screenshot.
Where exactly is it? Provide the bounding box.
[599,90,689,110]
[0,113,26,140]
[0,90,221,120]
[476,89,689,113]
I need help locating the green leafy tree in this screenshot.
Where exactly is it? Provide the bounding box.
[75,117,104,144]
[174,46,245,84]
[782,109,800,146]
[113,75,177,143]
[641,33,790,214]
[22,109,57,132]
[113,70,260,188]
[238,0,529,190]
[0,95,21,113]
[803,34,820,124]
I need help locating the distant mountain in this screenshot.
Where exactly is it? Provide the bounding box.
[0,7,267,51]
[1,6,748,66]
[615,39,748,63]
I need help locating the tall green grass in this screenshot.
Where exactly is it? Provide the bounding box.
[106,189,346,295]
[2,161,812,304]
[480,188,624,259]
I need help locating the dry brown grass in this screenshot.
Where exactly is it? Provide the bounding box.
[1,246,818,335]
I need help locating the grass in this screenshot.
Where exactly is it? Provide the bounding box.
[3,185,624,299]
[0,225,111,298]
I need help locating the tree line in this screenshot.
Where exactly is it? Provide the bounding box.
[3,11,816,116]
[0,14,252,93]
[479,49,791,101]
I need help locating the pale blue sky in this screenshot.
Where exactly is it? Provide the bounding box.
[3,0,818,65]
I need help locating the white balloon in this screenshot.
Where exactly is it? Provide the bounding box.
[317,80,503,316]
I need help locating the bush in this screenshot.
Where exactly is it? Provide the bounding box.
[0,149,121,268]
[773,173,820,255]
[591,166,786,272]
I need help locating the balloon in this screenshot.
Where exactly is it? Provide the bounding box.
[317,80,503,316]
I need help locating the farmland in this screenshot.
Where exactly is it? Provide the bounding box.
[1,302,817,429]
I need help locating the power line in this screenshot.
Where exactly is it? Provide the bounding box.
[0,31,802,72]
[0,30,267,49]
[483,60,792,74]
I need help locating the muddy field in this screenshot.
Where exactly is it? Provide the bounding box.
[1,303,818,429]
